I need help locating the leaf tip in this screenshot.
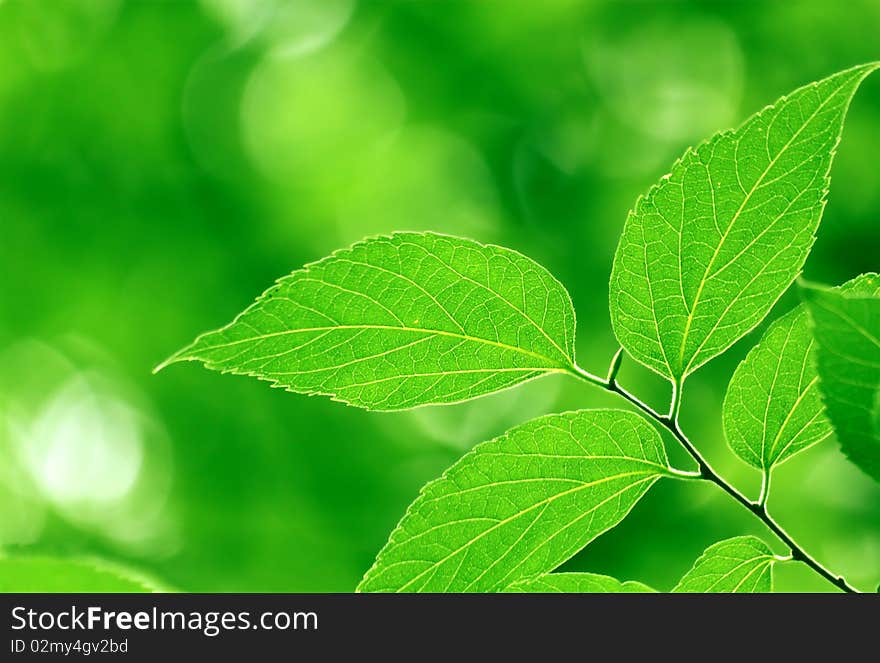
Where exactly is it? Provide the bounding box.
[152,348,191,375]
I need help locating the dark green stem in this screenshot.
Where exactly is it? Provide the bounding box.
[567,362,860,594]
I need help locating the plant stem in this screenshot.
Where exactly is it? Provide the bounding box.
[567,362,860,593]
[758,470,770,508]
[668,379,683,421]
[664,418,860,594]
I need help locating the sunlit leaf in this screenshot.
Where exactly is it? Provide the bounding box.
[723,306,831,472]
[357,409,672,592]
[610,63,879,382]
[505,572,655,593]
[158,233,576,410]
[802,273,880,482]
[672,536,779,593]
[0,557,158,593]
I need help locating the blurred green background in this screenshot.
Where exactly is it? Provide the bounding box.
[1,0,878,592]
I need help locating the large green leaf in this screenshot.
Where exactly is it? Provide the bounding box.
[672,536,779,593]
[158,233,576,410]
[609,63,879,383]
[0,557,158,593]
[723,306,831,472]
[802,273,880,481]
[505,572,655,593]
[358,410,672,592]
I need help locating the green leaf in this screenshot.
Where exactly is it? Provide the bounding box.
[672,536,779,593]
[802,273,880,482]
[723,306,832,472]
[357,409,672,592]
[609,63,879,383]
[0,557,158,593]
[505,572,655,593]
[158,232,576,410]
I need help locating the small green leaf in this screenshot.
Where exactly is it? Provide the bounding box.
[610,63,879,383]
[505,572,655,593]
[357,409,672,592]
[802,273,880,482]
[723,306,831,472]
[0,557,158,593]
[158,233,577,410]
[672,536,779,593]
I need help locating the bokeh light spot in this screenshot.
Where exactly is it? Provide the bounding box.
[0,340,175,553]
[335,125,501,244]
[241,45,406,187]
[24,375,143,504]
[201,0,354,55]
[586,16,744,143]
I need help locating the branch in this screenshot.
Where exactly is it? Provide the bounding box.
[567,361,861,593]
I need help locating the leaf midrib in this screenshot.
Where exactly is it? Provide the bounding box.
[765,375,825,466]
[759,317,798,467]
[174,323,571,370]
[730,558,774,592]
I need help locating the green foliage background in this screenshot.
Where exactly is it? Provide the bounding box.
[1,0,878,592]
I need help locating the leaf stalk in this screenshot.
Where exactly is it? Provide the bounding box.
[758,471,771,508]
